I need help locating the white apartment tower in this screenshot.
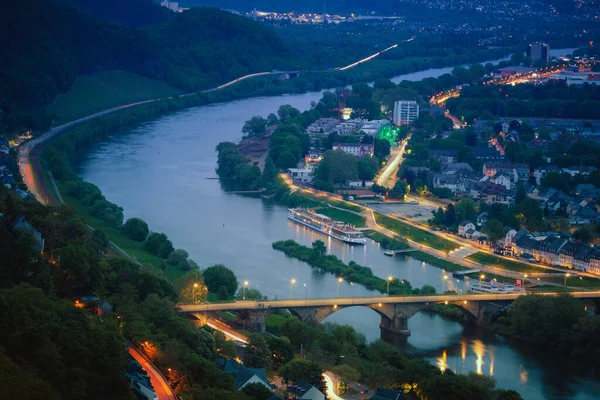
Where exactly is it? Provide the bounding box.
[393,100,419,126]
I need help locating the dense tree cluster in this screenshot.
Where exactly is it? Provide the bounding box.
[1,0,295,134]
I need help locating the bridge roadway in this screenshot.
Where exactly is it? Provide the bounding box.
[178,291,600,312]
[181,291,600,345]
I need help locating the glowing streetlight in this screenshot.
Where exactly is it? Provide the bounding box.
[303,283,308,303]
[350,282,355,302]
[479,274,485,285]
[387,276,394,295]
[400,280,406,296]
[564,272,570,287]
[243,280,249,300]
[290,278,296,299]
[442,275,448,293]
[193,283,199,304]
[336,277,343,297]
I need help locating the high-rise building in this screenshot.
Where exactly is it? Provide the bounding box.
[393,100,419,126]
[526,43,550,63]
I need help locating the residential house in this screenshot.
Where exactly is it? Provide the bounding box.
[589,249,600,275]
[429,149,458,163]
[333,143,374,157]
[432,174,468,193]
[442,163,474,175]
[126,355,157,400]
[469,146,505,161]
[512,232,567,265]
[475,182,513,204]
[477,212,488,226]
[288,381,325,400]
[491,173,513,190]
[0,138,9,155]
[574,184,600,198]
[562,165,597,177]
[501,229,518,248]
[458,221,476,237]
[483,162,528,182]
[288,168,313,184]
[533,165,560,185]
[370,387,404,400]
[574,244,594,272]
[219,359,271,391]
[12,216,44,252]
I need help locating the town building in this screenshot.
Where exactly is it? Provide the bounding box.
[12,216,44,252]
[393,100,419,126]
[333,143,374,157]
[288,380,325,400]
[288,168,313,184]
[218,359,271,391]
[526,43,550,63]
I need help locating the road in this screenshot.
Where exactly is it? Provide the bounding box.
[375,135,410,188]
[128,345,176,400]
[176,290,600,312]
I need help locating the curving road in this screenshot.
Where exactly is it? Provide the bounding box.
[128,345,177,400]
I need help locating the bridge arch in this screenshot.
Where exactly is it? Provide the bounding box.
[288,302,396,324]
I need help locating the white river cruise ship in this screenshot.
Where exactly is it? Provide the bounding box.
[287,208,367,245]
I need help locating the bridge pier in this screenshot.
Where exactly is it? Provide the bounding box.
[380,315,411,345]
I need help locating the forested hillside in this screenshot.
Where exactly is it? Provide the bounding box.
[53,0,169,27]
[0,0,295,135]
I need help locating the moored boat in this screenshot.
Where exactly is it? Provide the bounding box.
[287,208,366,244]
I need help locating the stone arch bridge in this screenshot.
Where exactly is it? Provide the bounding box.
[178,292,600,345]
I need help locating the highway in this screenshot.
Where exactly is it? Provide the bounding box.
[128,345,176,400]
[375,135,410,187]
[177,291,600,312]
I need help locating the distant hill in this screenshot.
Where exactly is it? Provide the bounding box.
[52,0,169,27]
[0,0,295,134]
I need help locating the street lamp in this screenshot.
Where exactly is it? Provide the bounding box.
[350,282,355,302]
[290,278,296,299]
[303,283,308,303]
[193,283,198,304]
[337,277,343,297]
[442,275,448,293]
[564,272,570,287]
[243,280,249,300]
[387,276,394,296]
[479,274,485,285]
[401,280,406,296]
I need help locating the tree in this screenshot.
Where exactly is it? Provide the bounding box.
[495,389,524,400]
[167,249,193,270]
[261,157,278,187]
[242,382,272,400]
[267,337,294,371]
[483,219,505,243]
[281,317,315,348]
[312,239,327,258]
[357,156,379,183]
[266,113,279,126]
[243,333,271,369]
[278,359,326,394]
[574,225,596,243]
[145,232,174,258]
[331,364,360,394]
[389,180,409,200]
[122,217,149,241]
[515,185,527,204]
[374,138,391,160]
[242,116,267,137]
[203,265,238,297]
[276,150,298,169]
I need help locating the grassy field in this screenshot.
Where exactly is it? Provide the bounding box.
[315,207,366,227]
[466,252,548,274]
[539,275,600,289]
[364,230,410,250]
[410,251,467,273]
[464,272,517,284]
[374,212,460,251]
[47,70,182,123]
[297,190,364,213]
[59,184,186,281]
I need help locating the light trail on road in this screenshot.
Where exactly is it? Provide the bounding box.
[323,373,343,400]
[337,43,398,71]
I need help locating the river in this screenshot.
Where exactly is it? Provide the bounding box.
[79,48,599,399]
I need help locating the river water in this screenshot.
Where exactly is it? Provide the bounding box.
[79,48,599,399]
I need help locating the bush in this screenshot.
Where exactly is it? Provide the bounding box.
[122,217,149,242]
[144,232,174,259]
